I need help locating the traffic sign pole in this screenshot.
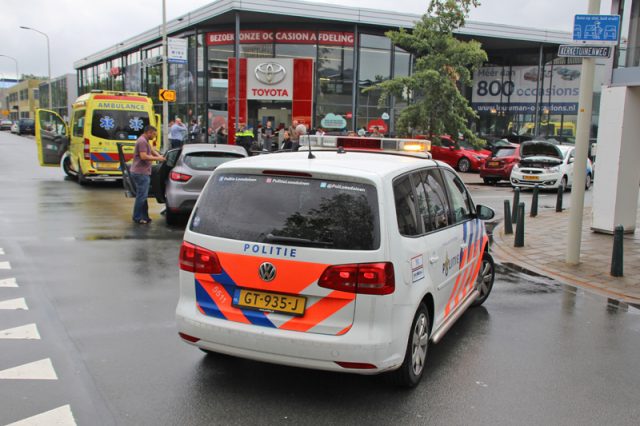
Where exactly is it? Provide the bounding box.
[567,0,601,265]
[161,0,169,153]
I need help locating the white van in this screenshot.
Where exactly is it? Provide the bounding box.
[175,148,495,387]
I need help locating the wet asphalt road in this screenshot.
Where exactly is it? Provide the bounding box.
[0,131,639,425]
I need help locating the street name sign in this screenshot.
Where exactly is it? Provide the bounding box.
[558,45,611,58]
[159,89,176,102]
[573,15,620,45]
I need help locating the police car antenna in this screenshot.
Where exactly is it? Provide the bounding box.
[307,135,315,159]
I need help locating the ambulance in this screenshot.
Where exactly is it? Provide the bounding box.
[35,90,161,184]
[176,140,496,387]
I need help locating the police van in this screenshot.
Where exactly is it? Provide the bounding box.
[175,141,495,387]
[35,90,160,184]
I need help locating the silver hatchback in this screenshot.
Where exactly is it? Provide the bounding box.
[152,144,247,224]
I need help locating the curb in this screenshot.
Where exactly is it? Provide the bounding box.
[491,221,640,306]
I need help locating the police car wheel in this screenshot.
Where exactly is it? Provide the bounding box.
[386,303,429,387]
[472,252,495,307]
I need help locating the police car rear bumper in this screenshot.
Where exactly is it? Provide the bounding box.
[176,297,408,375]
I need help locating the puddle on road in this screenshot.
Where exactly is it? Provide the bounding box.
[496,263,562,294]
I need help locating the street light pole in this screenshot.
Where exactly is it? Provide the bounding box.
[566,0,601,265]
[0,55,19,83]
[19,26,52,109]
[161,0,169,152]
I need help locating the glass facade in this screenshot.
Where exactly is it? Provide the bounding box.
[75,18,583,139]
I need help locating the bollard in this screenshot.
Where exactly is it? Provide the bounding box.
[514,202,525,247]
[611,225,624,277]
[555,184,563,212]
[504,199,513,235]
[530,185,539,217]
[512,187,520,224]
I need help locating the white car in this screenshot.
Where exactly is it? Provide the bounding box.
[510,141,593,191]
[10,121,19,134]
[175,147,496,387]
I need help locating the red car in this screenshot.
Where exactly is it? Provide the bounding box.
[430,136,492,172]
[479,144,521,184]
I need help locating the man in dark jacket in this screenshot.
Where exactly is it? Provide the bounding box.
[235,123,254,155]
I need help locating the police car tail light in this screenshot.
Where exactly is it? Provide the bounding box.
[170,171,192,182]
[179,242,222,274]
[318,262,395,295]
[84,138,90,160]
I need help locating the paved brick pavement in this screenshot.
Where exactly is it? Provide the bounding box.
[492,206,640,304]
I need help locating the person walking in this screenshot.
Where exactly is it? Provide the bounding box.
[131,125,165,224]
[169,118,188,149]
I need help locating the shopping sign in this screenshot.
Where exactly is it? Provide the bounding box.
[471,65,581,114]
[573,15,620,45]
[207,30,354,46]
[168,37,188,64]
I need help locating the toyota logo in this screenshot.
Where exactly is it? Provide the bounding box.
[255,62,286,85]
[258,262,277,282]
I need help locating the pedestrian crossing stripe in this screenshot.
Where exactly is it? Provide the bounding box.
[0,277,18,287]
[0,358,58,380]
[0,261,11,269]
[0,298,28,310]
[6,404,76,426]
[0,324,41,339]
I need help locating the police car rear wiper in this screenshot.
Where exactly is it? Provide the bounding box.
[265,234,334,247]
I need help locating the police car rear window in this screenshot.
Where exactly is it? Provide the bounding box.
[191,173,380,250]
[91,110,150,140]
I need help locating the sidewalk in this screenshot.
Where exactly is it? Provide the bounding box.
[492,206,640,304]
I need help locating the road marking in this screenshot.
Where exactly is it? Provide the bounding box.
[0,358,58,380]
[0,261,11,269]
[0,324,41,340]
[0,277,18,287]
[6,405,76,426]
[0,298,28,310]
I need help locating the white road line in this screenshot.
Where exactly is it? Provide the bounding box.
[0,324,41,340]
[6,405,76,426]
[0,358,58,380]
[0,261,11,269]
[0,277,18,287]
[0,298,28,310]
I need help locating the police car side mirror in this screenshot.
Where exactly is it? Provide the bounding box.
[476,204,495,221]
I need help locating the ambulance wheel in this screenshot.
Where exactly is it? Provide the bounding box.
[472,252,495,307]
[386,303,430,388]
[60,152,74,178]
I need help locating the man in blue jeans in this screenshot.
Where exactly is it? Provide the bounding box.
[131,125,165,224]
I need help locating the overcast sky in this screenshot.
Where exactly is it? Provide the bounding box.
[1,0,613,79]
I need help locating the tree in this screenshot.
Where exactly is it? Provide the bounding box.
[369,0,487,147]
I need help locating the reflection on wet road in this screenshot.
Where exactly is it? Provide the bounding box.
[0,133,639,425]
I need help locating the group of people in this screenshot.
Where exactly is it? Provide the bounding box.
[168,118,203,149]
[234,120,307,155]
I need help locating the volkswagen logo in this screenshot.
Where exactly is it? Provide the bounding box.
[255,62,286,85]
[258,262,277,282]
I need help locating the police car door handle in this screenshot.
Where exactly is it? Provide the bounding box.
[429,255,439,264]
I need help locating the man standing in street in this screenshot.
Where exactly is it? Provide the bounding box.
[169,118,188,149]
[131,125,165,224]
[261,120,275,151]
[235,122,254,156]
[288,120,299,145]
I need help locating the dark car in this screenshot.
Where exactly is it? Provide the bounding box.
[479,144,520,184]
[16,118,35,135]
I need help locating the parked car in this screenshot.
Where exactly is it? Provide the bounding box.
[484,137,513,153]
[479,144,520,184]
[119,143,247,225]
[15,118,35,135]
[510,141,593,191]
[0,119,13,131]
[430,135,492,172]
[10,122,19,134]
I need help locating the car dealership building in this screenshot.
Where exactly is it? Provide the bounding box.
[74,0,590,140]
